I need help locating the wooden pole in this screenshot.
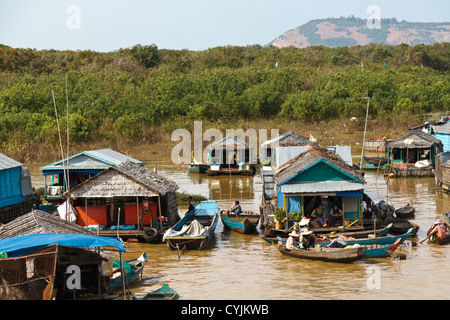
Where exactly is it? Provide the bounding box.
[136,197,140,230]
[85,198,88,228]
[157,196,162,231]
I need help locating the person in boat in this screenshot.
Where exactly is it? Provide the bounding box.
[329,204,343,226]
[311,203,328,227]
[187,196,195,213]
[286,229,300,250]
[231,201,242,214]
[427,219,447,244]
[299,228,315,249]
[326,232,348,248]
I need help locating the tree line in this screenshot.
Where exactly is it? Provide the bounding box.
[0,42,448,156]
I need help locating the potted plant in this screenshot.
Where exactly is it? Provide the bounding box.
[273,209,286,229]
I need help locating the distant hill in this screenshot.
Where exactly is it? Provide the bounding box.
[270,17,450,48]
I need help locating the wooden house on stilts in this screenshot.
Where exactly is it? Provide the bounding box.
[63,160,180,242]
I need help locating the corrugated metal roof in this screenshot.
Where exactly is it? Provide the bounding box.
[41,148,145,171]
[273,145,353,168]
[0,153,22,171]
[434,122,450,134]
[280,181,363,194]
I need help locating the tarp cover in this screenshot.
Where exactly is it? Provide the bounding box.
[163,219,207,239]
[0,233,125,257]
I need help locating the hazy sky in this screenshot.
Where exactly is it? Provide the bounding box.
[0,0,448,51]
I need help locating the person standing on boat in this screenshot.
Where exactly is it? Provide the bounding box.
[187,196,195,213]
[311,203,328,227]
[231,201,242,214]
[286,230,300,250]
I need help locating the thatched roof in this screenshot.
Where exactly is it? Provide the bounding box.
[115,160,179,196]
[386,130,443,149]
[0,209,94,239]
[275,145,364,185]
[65,160,179,199]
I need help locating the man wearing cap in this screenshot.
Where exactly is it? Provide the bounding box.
[326,232,348,248]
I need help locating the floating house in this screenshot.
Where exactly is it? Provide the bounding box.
[206,136,256,175]
[259,131,309,165]
[385,130,443,177]
[261,145,353,202]
[274,146,364,222]
[63,160,179,241]
[260,146,365,229]
[0,153,36,224]
[434,152,450,191]
[40,148,146,202]
[434,122,450,152]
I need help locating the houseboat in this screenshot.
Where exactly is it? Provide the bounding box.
[40,148,146,203]
[63,160,179,242]
[384,130,443,177]
[205,136,256,176]
[0,153,37,224]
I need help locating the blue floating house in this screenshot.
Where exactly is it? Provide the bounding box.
[273,146,365,226]
[40,148,146,202]
[434,122,450,152]
[0,153,36,223]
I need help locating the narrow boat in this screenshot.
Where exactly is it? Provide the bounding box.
[142,284,179,300]
[362,238,402,258]
[220,210,261,234]
[110,253,146,288]
[364,156,389,165]
[187,163,209,173]
[276,243,366,263]
[315,228,414,246]
[395,205,415,219]
[163,200,220,250]
[425,219,448,245]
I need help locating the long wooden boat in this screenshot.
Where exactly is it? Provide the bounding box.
[187,163,209,173]
[364,156,389,165]
[163,201,220,250]
[110,257,145,288]
[276,243,366,263]
[142,284,179,300]
[315,228,414,247]
[220,210,261,234]
[395,206,415,219]
[277,236,402,259]
[362,238,402,258]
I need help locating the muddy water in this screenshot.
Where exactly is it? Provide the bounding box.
[29,162,450,300]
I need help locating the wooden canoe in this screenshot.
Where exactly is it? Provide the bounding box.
[276,244,366,263]
[142,284,179,300]
[220,210,260,234]
[110,258,145,287]
[362,238,402,258]
[315,228,414,247]
[395,206,415,219]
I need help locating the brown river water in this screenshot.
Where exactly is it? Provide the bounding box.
[28,160,450,300]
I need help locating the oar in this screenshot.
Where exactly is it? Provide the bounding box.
[338,219,359,233]
[419,236,429,244]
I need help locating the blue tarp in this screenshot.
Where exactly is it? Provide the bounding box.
[0,233,126,257]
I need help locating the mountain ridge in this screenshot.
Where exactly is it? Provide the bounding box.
[270,17,450,48]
